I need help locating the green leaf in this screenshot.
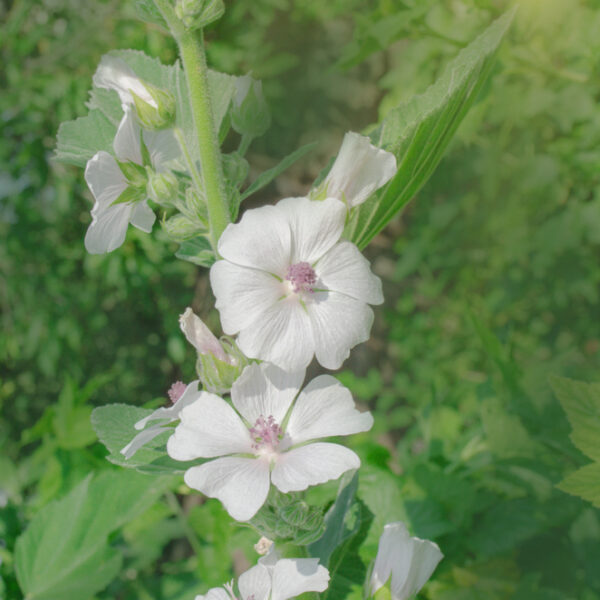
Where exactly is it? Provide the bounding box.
[175,235,215,267]
[14,471,172,600]
[324,499,374,600]
[550,376,600,462]
[345,8,516,249]
[240,142,318,201]
[91,404,190,474]
[558,463,600,508]
[309,470,359,564]
[133,0,168,28]
[54,110,116,167]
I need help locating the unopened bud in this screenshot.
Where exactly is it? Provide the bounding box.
[147,171,178,206]
[163,214,204,242]
[179,308,249,394]
[231,75,270,139]
[175,0,224,30]
[131,83,176,130]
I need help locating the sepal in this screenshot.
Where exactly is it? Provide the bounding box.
[131,84,176,130]
[175,0,225,30]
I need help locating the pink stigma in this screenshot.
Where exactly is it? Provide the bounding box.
[249,415,283,450]
[285,261,317,293]
[167,381,187,404]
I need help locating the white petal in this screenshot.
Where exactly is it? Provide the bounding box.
[120,425,167,459]
[323,131,397,208]
[217,205,291,275]
[210,261,283,334]
[370,522,443,600]
[306,291,374,370]
[196,587,231,600]
[271,443,359,493]
[84,202,133,254]
[134,380,200,430]
[231,363,304,426]
[285,375,373,445]
[184,457,270,521]
[94,55,156,108]
[166,392,253,460]
[114,107,142,164]
[179,307,228,360]
[84,151,128,207]
[271,559,330,600]
[144,128,181,168]
[130,201,156,233]
[276,197,345,264]
[238,563,272,600]
[237,299,315,372]
[315,241,383,305]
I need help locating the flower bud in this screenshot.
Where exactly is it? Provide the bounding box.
[147,170,178,206]
[131,83,176,130]
[163,214,204,242]
[231,75,271,139]
[179,308,249,395]
[175,0,224,30]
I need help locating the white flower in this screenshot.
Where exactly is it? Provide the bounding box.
[315,131,397,208]
[84,106,179,253]
[195,547,329,600]
[167,362,373,521]
[209,197,383,372]
[370,522,443,600]
[93,55,157,109]
[120,380,200,459]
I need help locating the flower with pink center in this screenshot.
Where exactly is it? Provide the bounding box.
[195,547,329,600]
[120,380,199,459]
[167,362,373,521]
[209,196,384,372]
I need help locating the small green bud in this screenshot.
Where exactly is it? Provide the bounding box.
[294,523,326,546]
[131,83,176,131]
[147,171,178,206]
[196,338,249,395]
[185,187,208,224]
[163,214,205,242]
[117,160,147,188]
[175,0,224,30]
[231,75,271,139]
[280,501,310,527]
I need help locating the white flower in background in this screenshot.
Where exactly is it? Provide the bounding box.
[195,547,329,600]
[94,55,157,109]
[120,380,199,459]
[370,522,443,600]
[84,106,179,253]
[314,131,397,208]
[210,197,383,372]
[179,307,248,394]
[167,362,373,521]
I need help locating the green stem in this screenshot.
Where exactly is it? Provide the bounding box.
[153,0,230,250]
[238,133,253,157]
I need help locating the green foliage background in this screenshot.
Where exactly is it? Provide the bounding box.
[1,0,600,598]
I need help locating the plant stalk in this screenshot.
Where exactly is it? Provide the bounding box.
[153,0,230,250]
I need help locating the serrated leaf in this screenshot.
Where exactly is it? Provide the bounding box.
[91,404,190,474]
[557,463,600,508]
[175,235,215,267]
[134,0,168,28]
[55,110,116,167]
[240,142,318,201]
[550,376,600,461]
[345,8,516,249]
[15,471,172,600]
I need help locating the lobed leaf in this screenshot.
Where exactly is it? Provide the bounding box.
[15,471,172,600]
[557,463,600,509]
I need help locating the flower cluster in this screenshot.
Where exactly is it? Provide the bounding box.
[80,48,444,600]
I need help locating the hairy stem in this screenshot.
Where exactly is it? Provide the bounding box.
[153,0,230,250]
